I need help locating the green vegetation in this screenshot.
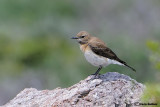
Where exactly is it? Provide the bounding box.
[142,84,160,107]
[142,40,160,105]
[147,40,160,71]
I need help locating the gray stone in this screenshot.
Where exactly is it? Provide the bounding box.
[2,72,145,107]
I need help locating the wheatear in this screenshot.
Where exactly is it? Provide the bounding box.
[71,31,136,76]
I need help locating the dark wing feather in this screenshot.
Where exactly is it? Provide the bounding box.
[88,43,121,61]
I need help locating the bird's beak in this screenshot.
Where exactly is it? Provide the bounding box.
[71,37,79,39]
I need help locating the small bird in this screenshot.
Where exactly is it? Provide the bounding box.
[71,31,136,76]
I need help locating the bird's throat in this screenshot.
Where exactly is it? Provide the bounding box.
[80,44,89,52]
[78,41,87,44]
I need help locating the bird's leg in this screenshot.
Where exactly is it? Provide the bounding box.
[92,66,102,76]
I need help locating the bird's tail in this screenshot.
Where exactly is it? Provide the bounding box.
[116,58,136,72]
[124,63,136,72]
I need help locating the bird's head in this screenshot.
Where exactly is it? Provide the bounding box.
[71,31,91,44]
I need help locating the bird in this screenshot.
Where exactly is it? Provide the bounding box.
[71,31,136,76]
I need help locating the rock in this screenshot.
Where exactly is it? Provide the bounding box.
[2,72,145,107]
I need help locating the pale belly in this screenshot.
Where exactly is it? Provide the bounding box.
[84,50,123,67]
[84,50,109,67]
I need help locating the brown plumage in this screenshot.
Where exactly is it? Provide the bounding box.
[71,31,136,75]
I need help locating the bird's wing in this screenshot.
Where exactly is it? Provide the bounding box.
[88,42,120,61]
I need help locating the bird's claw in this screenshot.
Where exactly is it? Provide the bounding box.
[90,73,100,79]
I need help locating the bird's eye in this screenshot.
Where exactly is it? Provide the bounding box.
[81,36,85,38]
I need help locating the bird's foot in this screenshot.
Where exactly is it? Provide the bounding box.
[90,73,100,79]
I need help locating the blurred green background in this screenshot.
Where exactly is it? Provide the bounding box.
[0,0,160,105]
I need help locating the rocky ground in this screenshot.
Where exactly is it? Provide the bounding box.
[2,72,145,107]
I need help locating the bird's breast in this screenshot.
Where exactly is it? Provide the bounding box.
[80,44,89,52]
